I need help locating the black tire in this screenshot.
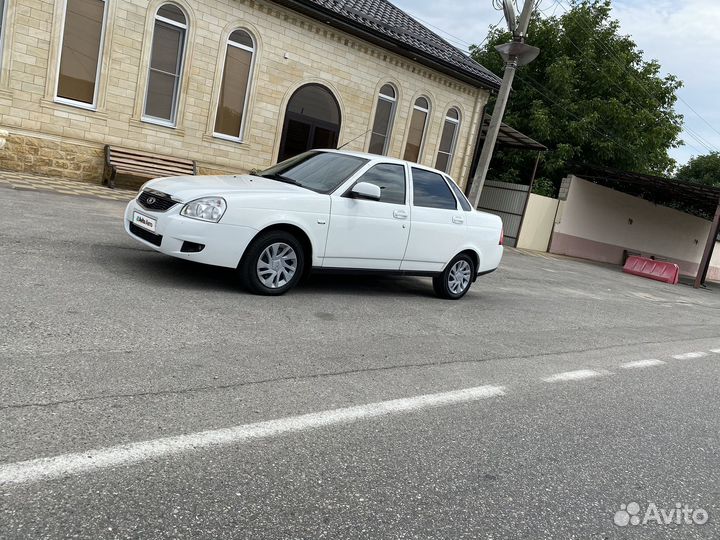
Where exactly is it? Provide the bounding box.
[433,253,475,300]
[240,230,305,296]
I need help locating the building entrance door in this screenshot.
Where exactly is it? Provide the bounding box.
[278,84,341,162]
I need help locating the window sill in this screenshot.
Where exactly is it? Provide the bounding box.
[140,116,177,128]
[129,117,185,136]
[54,96,97,111]
[202,133,251,147]
[40,98,108,120]
[0,88,13,100]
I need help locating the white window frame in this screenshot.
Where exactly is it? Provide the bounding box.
[404,96,430,162]
[414,98,430,115]
[368,84,397,155]
[0,0,8,68]
[212,30,255,143]
[436,108,461,173]
[142,6,188,128]
[53,0,108,111]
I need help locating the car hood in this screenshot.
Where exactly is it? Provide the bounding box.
[144,174,312,202]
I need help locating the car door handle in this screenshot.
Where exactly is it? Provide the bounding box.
[393,210,408,219]
[452,216,464,224]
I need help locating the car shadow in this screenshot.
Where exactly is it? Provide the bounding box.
[95,245,240,291]
[100,245,439,298]
[297,273,437,298]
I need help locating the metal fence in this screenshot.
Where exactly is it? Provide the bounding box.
[477,180,531,248]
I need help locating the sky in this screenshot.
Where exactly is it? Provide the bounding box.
[391,0,720,168]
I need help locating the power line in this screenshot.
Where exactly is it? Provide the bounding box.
[515,71,628,146]
[537,0,563,17]
[401,1,646,150]
[553,0,719,154]
[398,1,716,158]
[676,97,720,141]
[476,15,508,50]
[401,10,475,51]
[555,30,713,155]
[517,70,711,159]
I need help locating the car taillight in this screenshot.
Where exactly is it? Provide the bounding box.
[499,227,504,245]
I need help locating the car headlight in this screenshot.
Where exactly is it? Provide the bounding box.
[180,197,227,222]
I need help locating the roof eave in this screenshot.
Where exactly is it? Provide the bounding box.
[271,0,501,91]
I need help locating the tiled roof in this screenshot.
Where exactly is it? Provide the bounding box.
[272,0,502,90]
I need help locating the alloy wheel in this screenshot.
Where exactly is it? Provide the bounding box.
[256,242,298,289]
[447,259,471,295]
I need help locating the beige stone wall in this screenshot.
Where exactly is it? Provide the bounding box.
[550,176,720,280]
[0,133,104,180]
[0,0,489,185]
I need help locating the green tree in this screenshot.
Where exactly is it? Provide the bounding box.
[470,0,683,195]
[676,152,720,187]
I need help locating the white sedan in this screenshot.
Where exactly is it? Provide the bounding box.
[124,150,503,299]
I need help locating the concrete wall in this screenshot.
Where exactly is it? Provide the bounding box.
[550,176,720,281]
[0,0,488,183]
[517,193,559,251]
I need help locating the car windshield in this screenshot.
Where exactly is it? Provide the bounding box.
[258,151,369,194]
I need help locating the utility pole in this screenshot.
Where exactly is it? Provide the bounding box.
[467,0,539,208]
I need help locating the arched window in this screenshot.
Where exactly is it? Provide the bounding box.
[403,96,430,163]
[213,29,255,141]
[278,84,341,162]
[143,4,187,125]
[368,83,397,155]
[55,0,108,107]
[435,108,461,172]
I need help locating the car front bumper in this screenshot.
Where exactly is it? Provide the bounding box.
[124,199,257,269]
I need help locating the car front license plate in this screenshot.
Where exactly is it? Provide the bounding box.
[133,211,157,233]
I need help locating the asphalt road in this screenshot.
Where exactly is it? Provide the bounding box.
[1,186,720,539]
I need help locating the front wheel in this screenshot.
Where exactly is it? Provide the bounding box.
[433,253,475,299]
[240,231,305,295]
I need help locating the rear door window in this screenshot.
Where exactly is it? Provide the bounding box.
[411,168,457,210]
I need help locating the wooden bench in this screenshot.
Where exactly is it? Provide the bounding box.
[103,145,197,188]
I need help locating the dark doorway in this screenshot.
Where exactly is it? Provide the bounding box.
[278,84,341,162]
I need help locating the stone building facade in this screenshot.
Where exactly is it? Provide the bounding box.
[0,0,500,186]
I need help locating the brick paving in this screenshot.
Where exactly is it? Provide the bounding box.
[0,170,136,201]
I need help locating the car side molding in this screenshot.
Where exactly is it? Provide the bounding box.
[311,267,441,278]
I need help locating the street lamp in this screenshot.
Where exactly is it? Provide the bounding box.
[467,0,540,208]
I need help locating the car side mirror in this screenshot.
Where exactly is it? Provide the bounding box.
[351,182,382,201]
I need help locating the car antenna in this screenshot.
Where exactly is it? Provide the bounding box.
[337,129,372,150]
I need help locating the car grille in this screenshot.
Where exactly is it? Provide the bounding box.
[138,190,177,212]
[129,222,163,246]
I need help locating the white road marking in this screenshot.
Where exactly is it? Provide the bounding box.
[0,385,506,486]
[542,369,609,383]
[620,359,666,369]
[710,349,720,354]
[672,352,708,360]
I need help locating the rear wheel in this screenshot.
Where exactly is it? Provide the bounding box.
[240,231,304,295]
[433,253,475,299]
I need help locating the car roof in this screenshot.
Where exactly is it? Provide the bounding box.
[320,149,454,177]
